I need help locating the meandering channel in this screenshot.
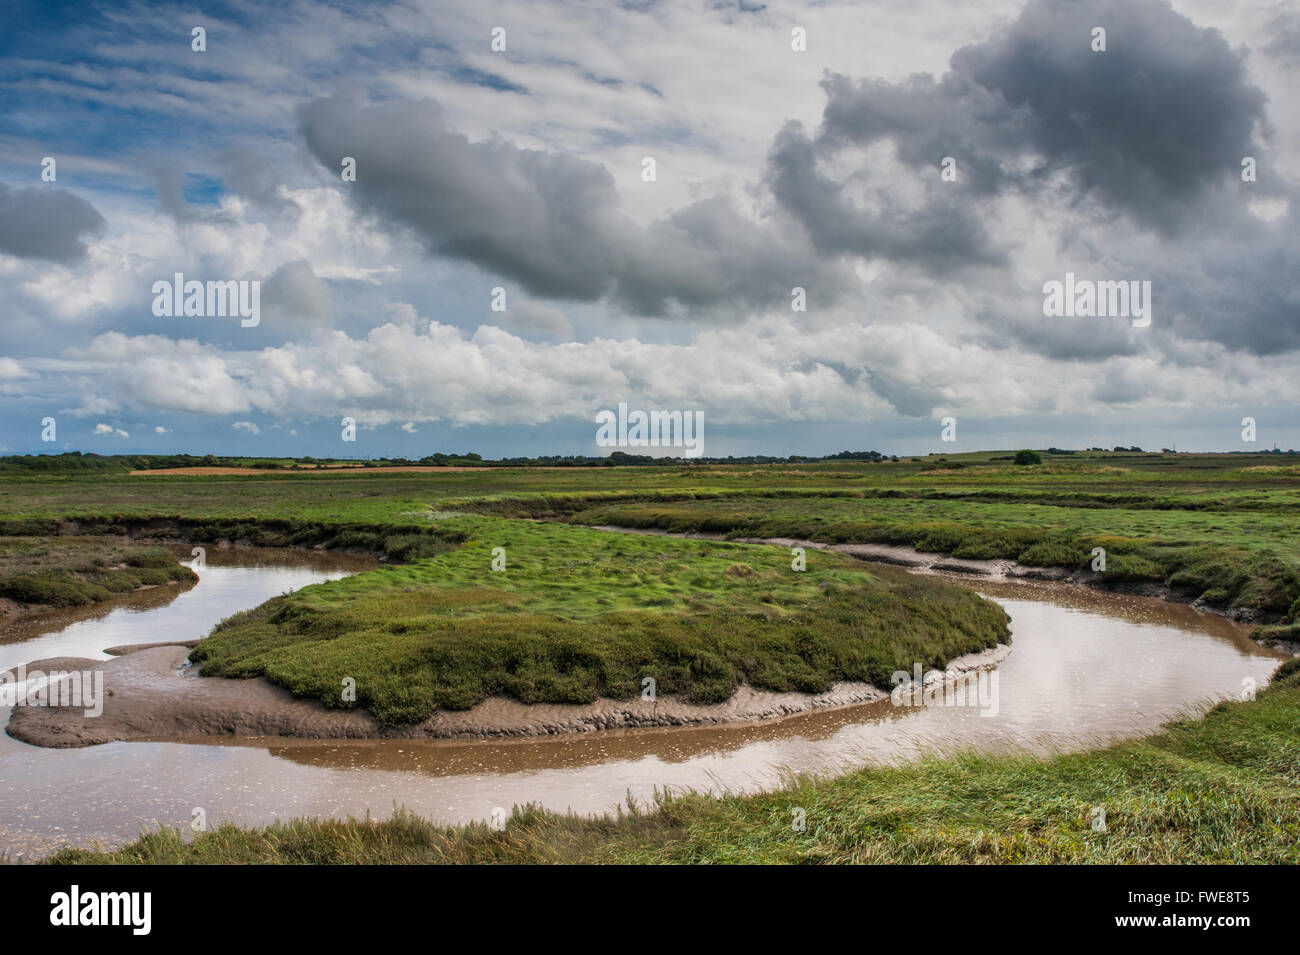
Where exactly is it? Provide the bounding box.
[0,542,1287,858]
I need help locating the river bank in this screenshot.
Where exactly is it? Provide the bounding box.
[41,655,1300,865]
[595,526,1300,652]
[3,639,1013,747]
[8,524,1295,748]
[1,541,1289,860]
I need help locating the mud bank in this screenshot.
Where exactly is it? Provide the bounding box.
[5,641,1012,748]
[0,579,192,630]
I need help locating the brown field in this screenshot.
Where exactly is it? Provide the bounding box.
[127,465,579,476]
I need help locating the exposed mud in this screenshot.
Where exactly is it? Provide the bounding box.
[13,527,1285,750]
[5,642,1012,748]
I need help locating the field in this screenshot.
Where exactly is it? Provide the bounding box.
[3,449,1297,632]
[2,449,1298,863]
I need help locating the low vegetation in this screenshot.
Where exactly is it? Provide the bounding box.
[3,449,1297,864]
[0,537,196,613]
[192,518,1008,724]
[44,658,1300,864]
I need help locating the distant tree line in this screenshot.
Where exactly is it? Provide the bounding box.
[0,449,904,473]
[3,446,1294,475]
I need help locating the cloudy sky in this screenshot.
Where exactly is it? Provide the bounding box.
[2,0,1297,458]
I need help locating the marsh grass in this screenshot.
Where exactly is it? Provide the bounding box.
[0,537,196,611]
[46,662,1300,865]
[565,502,1300,622]
[193,518,1010,724]
[8,454,1299,864]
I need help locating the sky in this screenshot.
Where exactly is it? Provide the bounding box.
[1,0,1297,459]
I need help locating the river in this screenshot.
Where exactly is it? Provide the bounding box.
[0,545,1286,859]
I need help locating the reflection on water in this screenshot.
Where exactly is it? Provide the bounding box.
[0,553,1287,859]
[0,546,373,674]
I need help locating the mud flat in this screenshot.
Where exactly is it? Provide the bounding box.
[5,641,1012,748]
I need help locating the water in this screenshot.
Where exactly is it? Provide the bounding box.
[0,549,1286,858]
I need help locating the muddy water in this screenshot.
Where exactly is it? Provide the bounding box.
[0,550,1287,858]
[0,547,373,673]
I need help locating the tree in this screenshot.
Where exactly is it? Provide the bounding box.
[1014,449,1042,466]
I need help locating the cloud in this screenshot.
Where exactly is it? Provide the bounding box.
[93,422,128,438]
[760,0,1297,359]
[30,307,1300,436]
[949,0,1270,232]
[502,300,573,338]
[764,118,1010,269]
[788,0,1272,238]
[2,0,1297,455]
[0,358,33,380]
[261,260,334,322]
[71,333,251,415]
[0,184,107,263]
[297,91,845,317]
[218,146,301,220]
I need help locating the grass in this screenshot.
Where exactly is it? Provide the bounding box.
[44,658,1300,864]
[3,450,1297,864]
[0,537,197,613]
[191,518,1009,724]
[562,501,1300,622]
[2,452,1295,628]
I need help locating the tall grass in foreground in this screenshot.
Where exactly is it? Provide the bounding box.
[45,661,1300,865]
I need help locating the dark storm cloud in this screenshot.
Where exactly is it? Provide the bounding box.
[766,0,1295,359]
[1151,221,1300,356]
[765,118,1010,269]
[0,184,106,263]
[951,0,1269,233]
[297,92,844,315]
[785,0,1271,238]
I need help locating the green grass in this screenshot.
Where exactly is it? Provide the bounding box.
[45,659,1300,865]
[0,537,197,612]
[192,518,1009,724]
[563,502,1300,621]
[5,451,1298,864]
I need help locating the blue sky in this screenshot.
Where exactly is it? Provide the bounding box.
[2,0,1298,458]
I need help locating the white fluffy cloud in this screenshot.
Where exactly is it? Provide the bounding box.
[2,0,1297,453]
[28,311,1300,436]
